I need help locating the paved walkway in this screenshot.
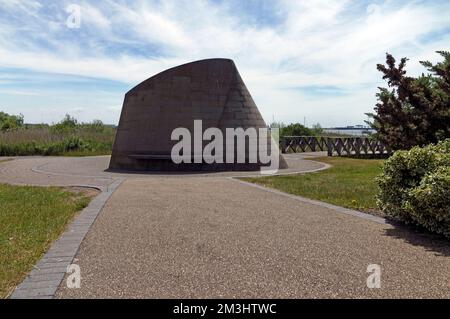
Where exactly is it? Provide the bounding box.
[1,155,449,298]
[0,154,325,190]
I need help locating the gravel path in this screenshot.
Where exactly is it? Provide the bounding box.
[55,177,449,298]
[1,155,449,298]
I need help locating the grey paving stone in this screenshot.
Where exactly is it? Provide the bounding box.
[35,261,71,270]
[11,287,57,299]
[39,256,73,264]
[18,279,63,290]
[25,273,66,283]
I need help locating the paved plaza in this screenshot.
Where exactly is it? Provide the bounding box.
[1,154,449,298]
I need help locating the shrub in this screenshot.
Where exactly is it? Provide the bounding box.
[63,136,84,151]
[80,119,105,133]
[280,123,313,138]
[0,111,24,132]
[377,139,450,238]
[51,114,78,134]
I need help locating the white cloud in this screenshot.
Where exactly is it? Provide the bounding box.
[0,0,42,15]
[0,0,449,125]
[81,2,111,30]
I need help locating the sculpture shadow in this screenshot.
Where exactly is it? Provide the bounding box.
[104,167,261,176]
[383,220,450,257]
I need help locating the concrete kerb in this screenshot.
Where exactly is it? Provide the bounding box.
[227,159,332,179]
[231,177,387,225]
[9,178,124,299]
[229,157,386,225]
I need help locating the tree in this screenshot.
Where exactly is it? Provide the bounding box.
[0,111,24,132]
[311,123,323,136]
[51,114,78,133]
[280,123,313,138]
[366,51,450,150]
[90,119,105,131]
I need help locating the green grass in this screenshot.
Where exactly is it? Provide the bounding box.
[242,157,384,214]
[0,184,92,298]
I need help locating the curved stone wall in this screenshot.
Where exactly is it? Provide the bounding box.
[109,58,287,171]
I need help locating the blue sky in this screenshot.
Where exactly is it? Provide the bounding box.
[1,0,449,126]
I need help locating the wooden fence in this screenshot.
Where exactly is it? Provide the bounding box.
[281,136,392,156]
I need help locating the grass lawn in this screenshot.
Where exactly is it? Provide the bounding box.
[0,184,93,298]
[242,157,384,215]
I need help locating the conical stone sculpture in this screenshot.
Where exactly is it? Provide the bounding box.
[109,58,287,171]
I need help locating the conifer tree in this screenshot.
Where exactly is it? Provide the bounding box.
[367,51,450,150]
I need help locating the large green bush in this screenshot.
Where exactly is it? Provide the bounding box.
[377,139,450,238]
[280,123,313,137]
